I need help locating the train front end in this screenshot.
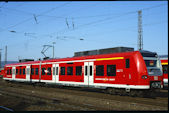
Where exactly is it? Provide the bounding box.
[140,50,163,89]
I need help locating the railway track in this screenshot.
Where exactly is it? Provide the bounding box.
[0,80,168,111]
[0,87,96,111]
[9,81,168,107]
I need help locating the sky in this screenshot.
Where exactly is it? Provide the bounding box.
[0,1,168,61]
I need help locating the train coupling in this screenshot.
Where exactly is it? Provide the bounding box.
[150,81,162,89]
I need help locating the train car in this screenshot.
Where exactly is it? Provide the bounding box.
[161,58,168,88]
[3,50,163,96]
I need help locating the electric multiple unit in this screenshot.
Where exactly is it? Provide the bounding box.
[2,50,163,94]
[160,58,168,88]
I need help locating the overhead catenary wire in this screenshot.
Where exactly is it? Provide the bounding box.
[31,3,169,19]
[0,2,71,33]
[4,3,165,19]
[0,2,99,35]
[15,20,167,41]
[1,7,34,15]
[33,14,38,24]
[5,7,167,33]
[3,3,167,41]
[47,3,167,36]
[76,20,167,47]
[0,3,166,33]
[8,5,168,40]
[0,3,167,40]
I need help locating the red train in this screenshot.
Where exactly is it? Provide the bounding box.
[2,49,163,96]
[161,58,168,88]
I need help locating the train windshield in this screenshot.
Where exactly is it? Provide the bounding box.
[144,58,162,76]
[140,50,162,76]
[144,60,157,67]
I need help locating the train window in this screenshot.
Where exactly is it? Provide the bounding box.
[107,65,116,76]
[16,69,18,75]
[96,65,104,76]
[60,67,65,75]
[35,68,39,75]
[9,69,12,75]
[7,69,9,75]
[27,68,30,75]
[47,67,51,75]
[126,59,130,68]
[42,68,45,75]
[85,66,88,76]
[31,68,34,75]
[144,60,157,67]
[90,66,92,76]
[76,66,82,76]
[67,67,73,75]
[20,69,22,75]
[8,69,10,74]
[53,67,55,75]
[56,67,58,75]
[23,69,25,75]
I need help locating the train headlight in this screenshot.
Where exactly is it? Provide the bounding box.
[142,75,148,79]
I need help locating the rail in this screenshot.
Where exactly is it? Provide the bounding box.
[0,106,14,111]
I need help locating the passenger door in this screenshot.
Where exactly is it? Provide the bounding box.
[12,67,16,80]
[52,64,59,83]
[124,57,131,85]
[84,62,94,86]
[26,66,30,82]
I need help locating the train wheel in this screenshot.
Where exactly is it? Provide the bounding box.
[107,88,116,95]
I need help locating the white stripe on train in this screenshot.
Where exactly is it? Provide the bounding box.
[3,78,150,89]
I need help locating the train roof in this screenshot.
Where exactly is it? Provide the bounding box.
[74,46,134,57]
[5,50,141,67]
[139,50,157,57]
[5,50,159,67]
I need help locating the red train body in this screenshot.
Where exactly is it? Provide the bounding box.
[0,69,4,77]
[161,59,168,88]
[2,50,163,94]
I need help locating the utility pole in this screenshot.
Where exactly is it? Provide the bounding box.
[0,50,1,68]
[138,10,143,50]
[5,46,7,65]
[53,42,56,58]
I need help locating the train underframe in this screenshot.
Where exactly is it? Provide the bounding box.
[106,87,160,98]
[4,79,161,98]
